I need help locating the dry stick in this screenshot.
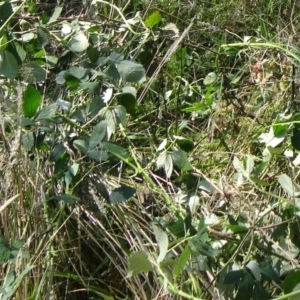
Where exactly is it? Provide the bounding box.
[138,19,195,103]
[0,194,20,213]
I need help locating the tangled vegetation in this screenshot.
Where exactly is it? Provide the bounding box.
[1,0,300,299]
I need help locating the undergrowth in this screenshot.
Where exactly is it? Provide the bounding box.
[1,0,300,299]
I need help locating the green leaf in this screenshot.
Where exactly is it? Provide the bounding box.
[235,273,254,300]
[11,239,25,250]
[144,11,162,28]
[20,32,35,42]
[73,139,88,153]
[0,1,13,26]
[35,103,57,121]
[246,260,261,281]
[104,108,117,139]
[109,185,136,204]
[189,234,219,258]
[173,245,191,279]
[23,61,47,83]
[204,72,217,85]
[47,6,63,24]
[175,136,194,152]
[171,148,192,171]
[127,251,153,277]
[80,82,100,92]
[68,32,89,52]
[23,85,41,117]
[0,243,10,264]
[292,128,300,151]
[68,66,87,79]
[156,152,173,178]
[115,60,145,83]
[87,149,108,161]
[284,271,300,294]
[0,50,18,79]
[37,27,49,47]
[227,224,248,233]
[152,224,168,263]
[87,46,100,63]
[54,194,79,204]
[278,174,300,197]
[6,41,26,65]
[253,283,271,300]
[117,86,137,115]
[101,141,128,159]
[90,178,110,203]
[22,132,34,151]
[223,270,245,284]
[89,120,107,149]
[50,143,66,161]
[69,163,79,176]
[114,105,126,126]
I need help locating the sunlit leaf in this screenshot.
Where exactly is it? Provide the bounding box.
[204,72,217,85]
[144,11,162,28]
[127,251,152,277]
[68,32,89,52]
[115,60,145,82]
[171,148,192,171]
[173,245,191,279]
[152,224,168,263]
[47,6,63,24]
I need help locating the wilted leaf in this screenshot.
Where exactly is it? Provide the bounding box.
[127,251,152,277]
